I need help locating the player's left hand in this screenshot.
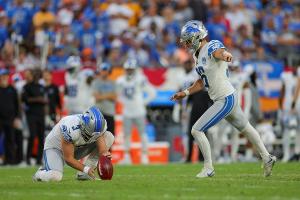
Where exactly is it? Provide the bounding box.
[103,152,113,160]
[88,166,97,180]
[223,51,234,63]
[170,92,186,102]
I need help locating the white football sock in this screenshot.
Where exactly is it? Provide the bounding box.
[191,128,213,168]
[283,129,290,160]
[39,170,62,182]
[245,148,253,160]
[140,132,148,153]
[241,122,270,163]
[231,131,239,161]
[295,131,300,155]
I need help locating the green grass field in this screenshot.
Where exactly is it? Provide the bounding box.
[0,162,299,200]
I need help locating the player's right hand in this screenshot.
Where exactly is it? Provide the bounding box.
[103,152,113,160]
[88,166,97,180]
[170,92,186,102]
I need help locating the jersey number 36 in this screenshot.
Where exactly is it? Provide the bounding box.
[196,67,209,88]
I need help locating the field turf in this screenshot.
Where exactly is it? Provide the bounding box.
[0,162,299,200]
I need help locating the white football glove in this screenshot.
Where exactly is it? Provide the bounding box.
[172,103,181,123]
[45,115,55,128]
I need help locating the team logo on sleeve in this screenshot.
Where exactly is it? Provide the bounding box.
[202,57,206,65]
[212,43,220,50]
[61,125,73,142]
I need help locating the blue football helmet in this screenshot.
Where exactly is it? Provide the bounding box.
[80,107,107,138]
[180,20,208,55]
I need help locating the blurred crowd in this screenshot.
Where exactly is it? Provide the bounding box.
[0,0,300,72]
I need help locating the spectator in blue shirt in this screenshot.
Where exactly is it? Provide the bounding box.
[163,7,180,44]
[47,44,68,70]
[33,0,59,13]
[7,0,32,38]
[206,11,227,43]
[290,9,300,37]
[83,0,99,20]
[261,18,277,55]
[0,12,8,49]
[263,3,284,31]
[75,18,99,56]
[93,6,109,36]
[70,5,82,35]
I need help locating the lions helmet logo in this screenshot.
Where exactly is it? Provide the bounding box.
[81,115,90,126]
[186,24,200,36]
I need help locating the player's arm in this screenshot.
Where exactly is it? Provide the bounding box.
[291,77,300,113]
[95,135,113,159]
[212,49,234,63]
[170,77,204,102]
[93,92,117,102]
[61,131,97,179]
[278,83,285,110]
[243,82,252,119]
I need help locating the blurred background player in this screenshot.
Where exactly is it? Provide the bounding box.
[64,56,95,115]
[22,70,48,165]
[0,69,19,165]
[117,59,156,164]
[43,70,62,128]
[92,63,117,135]
[279,63,300,162]
[228,60,252,162]
[14,69,33,166]
[33,107,114,181]
[244,64,265,162]
[172,60,198,162]
[11,73,25,165]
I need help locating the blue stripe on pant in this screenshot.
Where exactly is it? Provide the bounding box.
[43,151,50,171]
[200,94,235,132]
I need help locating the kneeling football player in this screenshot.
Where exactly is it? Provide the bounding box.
[33,107,114,181]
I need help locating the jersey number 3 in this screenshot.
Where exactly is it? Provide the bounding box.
[196,67,209,88]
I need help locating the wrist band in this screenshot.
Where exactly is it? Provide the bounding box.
[83,166,90,174]
[184,89,190,96]
[292,102,296,109]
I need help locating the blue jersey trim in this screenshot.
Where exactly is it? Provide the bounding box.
[200,94,234,132]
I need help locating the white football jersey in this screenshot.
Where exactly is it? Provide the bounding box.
[44,115,107,151]
[177,69,199,105]
[229,72,249,106]
[193,40,234,101]
[65,69,94,113]
[15,80,27,94]
[177,69,199,91]
[116,74,153,118]
[281,69,300,111]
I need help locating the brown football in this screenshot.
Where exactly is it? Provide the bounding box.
[97,155,113,180]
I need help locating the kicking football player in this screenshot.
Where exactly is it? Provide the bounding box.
[116,59,156,164]
[280,63,300,162]
[32,107,114,181]
[64,56,95,115]
[170,20,276,178]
